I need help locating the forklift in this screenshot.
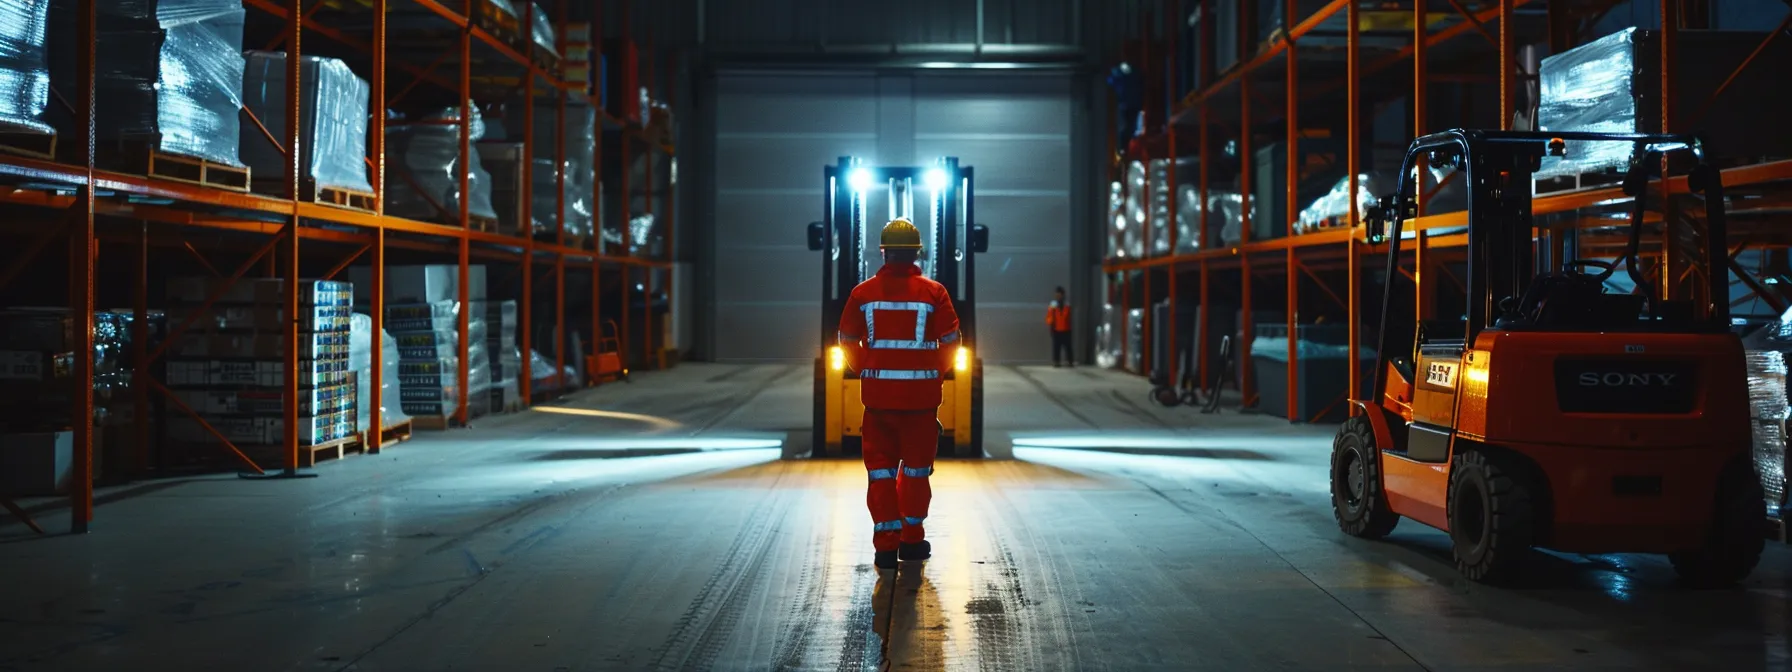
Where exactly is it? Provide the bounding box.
[806,157,989,458]
[1333,129,1764,586]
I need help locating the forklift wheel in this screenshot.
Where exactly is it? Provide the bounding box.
[1669,459,1766,588]
[1331,416,1400,539]
[1447,449,1537,585]
[1151,385,1183,408]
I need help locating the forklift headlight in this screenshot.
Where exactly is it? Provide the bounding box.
[830,346,845,371]
[848,168,873,193]
[955,346,970,372]
[924,168,948,191]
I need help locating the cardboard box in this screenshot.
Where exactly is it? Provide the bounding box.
[0,431,72,496]
[350,265,488,304]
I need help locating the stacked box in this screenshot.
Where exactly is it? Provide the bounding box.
[504,100,596,240]
[0,309,142,432]
[562,22,595,95]
[47,0,245,166]
[163,278,356,447]
[388,300,492,420]
[487,301,521,410]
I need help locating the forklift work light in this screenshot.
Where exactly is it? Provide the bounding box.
[924,168,949,191]
[848,168,873,192]
[830,346,846,371]
[955,346,970,372]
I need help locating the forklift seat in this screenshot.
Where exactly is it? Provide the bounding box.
[1498,271,1644,330]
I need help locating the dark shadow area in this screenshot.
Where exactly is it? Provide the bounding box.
[10,475,221,517]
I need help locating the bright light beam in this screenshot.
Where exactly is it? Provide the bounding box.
[531,406,683,431]
[848,168,874,192]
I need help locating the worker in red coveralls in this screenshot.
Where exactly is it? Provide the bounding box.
[1047,286,1073,367]
[836,217,961,571]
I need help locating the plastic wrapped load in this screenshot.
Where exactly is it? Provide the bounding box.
[1213,191,1258,247]
[0,0,50,134]
[525,3,556,54]
[1107,180,1126,258]
[1297,174,1382,235]
[386,107,498,222]
[1149,159,1171,256]
[630,213,658,257]
[1535,28,1644,179]
[1125,308,1144,372]
[51,0,247,165]
[0,309,136,430]
[503,101,595,239]
[350,312,410,432]
[1747,350,1788,510]
[240,51,372,193]
[1096,303,1120,369]
[1175,184,1202,252]
[1124,160,1148,232]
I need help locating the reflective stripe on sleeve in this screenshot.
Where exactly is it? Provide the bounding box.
[938,330,960,344]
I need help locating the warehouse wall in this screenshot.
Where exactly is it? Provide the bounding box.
[703,70,1079,363]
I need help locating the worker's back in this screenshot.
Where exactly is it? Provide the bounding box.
[840,262,960,412]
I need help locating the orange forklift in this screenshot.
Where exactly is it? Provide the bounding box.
[1333,129,1764,586]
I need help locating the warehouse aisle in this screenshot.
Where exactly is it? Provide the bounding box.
[0,364,1788,671]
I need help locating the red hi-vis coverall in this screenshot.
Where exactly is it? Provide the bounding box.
[837,262,961,552]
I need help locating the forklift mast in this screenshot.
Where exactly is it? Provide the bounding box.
[809,157,988,354]
[1366,130,1730,403]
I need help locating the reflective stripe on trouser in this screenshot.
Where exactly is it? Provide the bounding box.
[862,410,940,550]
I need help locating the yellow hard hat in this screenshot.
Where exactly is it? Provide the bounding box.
[880,218,923,250]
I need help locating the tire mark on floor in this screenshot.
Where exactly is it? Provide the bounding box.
[833,564,880,672]
[691,365,802,435]
[1008,366,1097,428]
[980,481,1102,672]
[650,465,796,671]
[769,523,834,670]
[1107,389,1175,430]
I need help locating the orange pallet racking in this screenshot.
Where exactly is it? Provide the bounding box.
[1103,0,1792,424]
[0,0,676,534]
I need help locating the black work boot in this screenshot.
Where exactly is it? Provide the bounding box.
[875,550,899,571]
[899,540,931,562]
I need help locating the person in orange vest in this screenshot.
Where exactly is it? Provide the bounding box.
[837,218,962,571]
[1048,286,1073,367]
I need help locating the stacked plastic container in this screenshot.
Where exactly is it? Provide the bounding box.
[385,107,499,224]
[0,0,51,135]
[238,51,373,194]
[487,300,521,411]
[162,278,358,449]
[1148,159,1172,256]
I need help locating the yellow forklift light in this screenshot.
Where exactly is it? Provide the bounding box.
[955,346,970,371]
[830,346,845,371]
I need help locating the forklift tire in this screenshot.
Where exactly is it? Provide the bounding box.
[1669,459,1765,588]
[1447,449,1537,585]
[969,362,985,457]
[812,358,827,458]
[1151,385,1183,408]
[1331,416,1400,539]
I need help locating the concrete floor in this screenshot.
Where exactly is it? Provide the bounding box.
[1,364,1788,671]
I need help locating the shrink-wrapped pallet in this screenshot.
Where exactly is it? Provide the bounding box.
[1297,174,1382,235]
[1175,184,1202,253]
[1097,303,1121,369]
[1149,159,1171,256]
[1746,349,1789,510]
[386,107,499,222]
[240,51,372,193]
[1213,191,1257,247]
[0,0,50,134]
[1123,161,1147,258]
[50,0,245,165]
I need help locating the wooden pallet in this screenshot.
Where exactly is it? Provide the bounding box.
[469,215,505,234]
[363,418,415,452]
[254,179,378,213]
[185,434,365,470]
[411,414,454,431]
[115,143,253,192]
[0,129,55,161]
